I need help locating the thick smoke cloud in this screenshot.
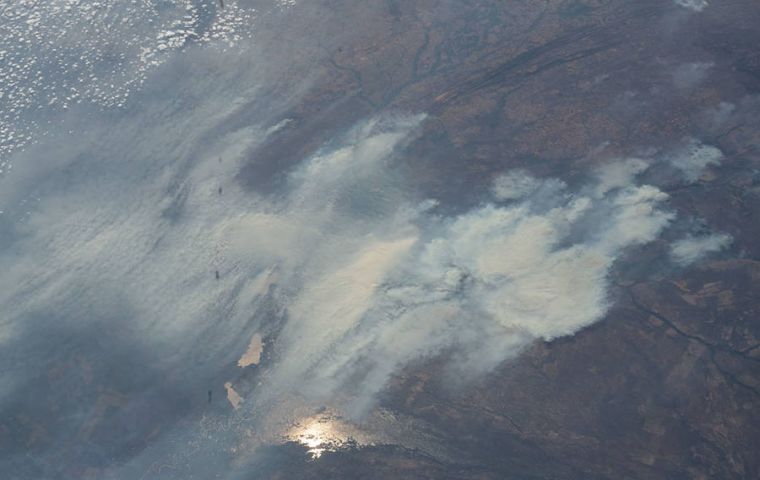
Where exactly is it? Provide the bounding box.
[668,138,723,182]
[1,100,679,426]
[671,233,732,266]
[228,118,677,417]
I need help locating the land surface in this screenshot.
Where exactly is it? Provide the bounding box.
[243,1,760,478]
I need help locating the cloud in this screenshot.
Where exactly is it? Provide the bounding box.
[674,0,709,12]
[594,157,649,197]
[491,170,542,200]
[671,233,732,266]
[668,138,723,182]
[491,169,567,204]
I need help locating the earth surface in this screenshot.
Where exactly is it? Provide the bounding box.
[1,1,760,479]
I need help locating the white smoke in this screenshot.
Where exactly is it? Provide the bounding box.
[674,0,709,12]
[225,117,677,416]
[668,138,723,182]
[491,169,543,200]
[0,100,680,421]
[671,233,732,266]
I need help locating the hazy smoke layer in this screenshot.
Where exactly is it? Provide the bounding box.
[236,117,676,415]
[0,102,679,423]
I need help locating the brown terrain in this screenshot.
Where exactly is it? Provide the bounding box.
[241,0,760,478]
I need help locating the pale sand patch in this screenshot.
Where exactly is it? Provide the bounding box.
[224,382,243,410]
[238,333,264,367]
